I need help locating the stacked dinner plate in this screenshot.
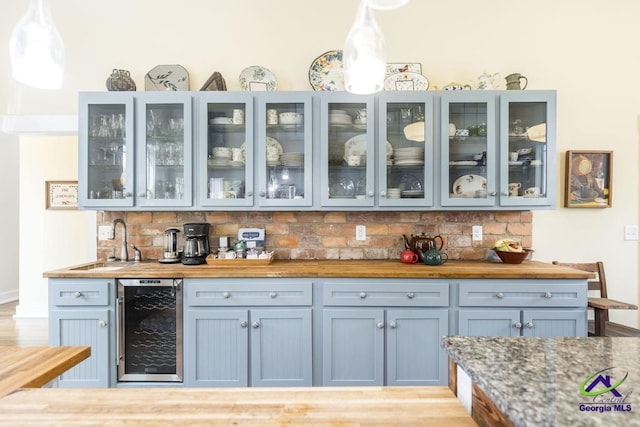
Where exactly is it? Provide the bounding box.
[280,152,304,167]
[393,147,424,165]
[208,146,232,166]
[386,187,401,199]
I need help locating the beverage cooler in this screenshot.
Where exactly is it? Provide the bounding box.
[117,279,183,382]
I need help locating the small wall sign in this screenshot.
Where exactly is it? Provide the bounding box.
[46,181,78,210]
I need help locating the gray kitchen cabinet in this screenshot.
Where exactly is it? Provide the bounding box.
[321,280,449,386]
[457,280,587,337]
[48,279,114,388]
[184,279,313,387]
[440,90,556,209]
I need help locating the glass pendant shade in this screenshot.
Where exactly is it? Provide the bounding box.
[343,2,386,95]
[363,0,410,11]
[10,0,65,90]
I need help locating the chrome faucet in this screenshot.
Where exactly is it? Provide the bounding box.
[112,218,128,262]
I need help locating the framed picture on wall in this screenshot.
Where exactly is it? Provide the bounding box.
[46,181,78,210]
[564,151,612,208]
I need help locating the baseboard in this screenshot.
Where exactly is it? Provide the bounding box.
[14,303,48,319]
[0,290,18,305]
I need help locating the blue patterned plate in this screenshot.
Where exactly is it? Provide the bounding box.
[309,50,344,91]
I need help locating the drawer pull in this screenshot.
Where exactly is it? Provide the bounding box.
[98,320,106,328]
[406,292,415,299]
[389,321,397,329]
[513,322,522,329]
[525,322,534,328]
[544,292,552,299]
[74,291,83,298]
[240,321,248,328]
[222,292,231,299]
[359,292,367,299]
[252,321,261,329]
[269,292,277,298]
[496,292,504,299]
[376,321,384,329]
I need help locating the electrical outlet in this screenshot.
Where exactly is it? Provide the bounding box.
[624,225,639,241]
[98,225,114,240]
[356,225,366,241]
[472,225,483,241]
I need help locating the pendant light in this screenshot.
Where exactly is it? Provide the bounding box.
[9,0,65,90]
[343,1,386,94]
[363,0,410,10]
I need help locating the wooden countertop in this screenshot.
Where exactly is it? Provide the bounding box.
[0,386,475,426]
[0,346,90,398]
[44,259,593,280]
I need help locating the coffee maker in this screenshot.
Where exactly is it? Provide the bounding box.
[182,223,210,265]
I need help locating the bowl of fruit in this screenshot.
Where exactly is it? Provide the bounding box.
[493,239,533,264]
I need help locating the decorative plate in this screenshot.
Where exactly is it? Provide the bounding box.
[265,137,283,157]
[385,63,422,78]
[384,72,429,91]
[452,174,487,196]
[309,50,344,91]
[239,66,277,91]
[145,65,189,91]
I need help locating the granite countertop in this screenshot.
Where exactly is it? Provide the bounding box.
[43,259,593,279]
[442,336,640,427]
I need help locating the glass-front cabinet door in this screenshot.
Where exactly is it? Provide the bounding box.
[320,94,375,207]
[79,93,135,208]
[378,92,434,207]
[256,93,313,207]
[136,93,193,208]
[196,93,254,207]
[440,92,497,207]
[499,91,556,207]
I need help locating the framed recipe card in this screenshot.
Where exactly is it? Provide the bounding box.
[46,181,78,210]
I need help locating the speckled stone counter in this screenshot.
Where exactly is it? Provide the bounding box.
[442,336,640,427]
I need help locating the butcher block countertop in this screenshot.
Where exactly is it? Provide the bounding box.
[0,386,475,426]
[44,259,592,280]
[0,346,90,398]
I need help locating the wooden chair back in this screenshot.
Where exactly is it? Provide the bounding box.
[552,261,608,321]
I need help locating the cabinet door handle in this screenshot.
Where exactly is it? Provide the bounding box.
[246,191,253,197]
[98,320,106,328]
[74,291,83,298]
[525,322,534,328]
[380,191,386,197]
[240,321,248,328]
[501,192,509,196]
[406,292,415,299]
[389,321,397,329]
[252,321,261,328]
[222,291,231,299]
[496,292,504,299]
[544,292,552,299]
[269,292,277,298]
[513,322,522,329]
[376,321,384,329]
[359,292,367,299]
[259,191,266,197]
[367,191,374,197]
[489,191,497,196]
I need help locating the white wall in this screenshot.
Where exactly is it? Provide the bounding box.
[0,133,19,303]
[1,0,638,326]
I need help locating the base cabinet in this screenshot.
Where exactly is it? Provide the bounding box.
[183,279,313,387]
[48,279,113,388]
[458,309,586,337]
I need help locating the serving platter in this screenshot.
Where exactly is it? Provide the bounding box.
[343,134,393,161]
[239,66,277,91]
[145,65,189,91]
[309,50,344,91]
[452,174,487,196]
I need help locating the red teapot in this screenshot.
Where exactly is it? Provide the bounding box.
[400,248,419,264]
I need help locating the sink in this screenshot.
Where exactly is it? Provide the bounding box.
[70,262,126,271]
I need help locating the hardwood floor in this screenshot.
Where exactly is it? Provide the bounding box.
[0,301,48,346]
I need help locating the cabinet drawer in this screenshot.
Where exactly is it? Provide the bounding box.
[458,280,587,308]
[323,280,449,307]
[185,279,313,306]
[49,279,112,306]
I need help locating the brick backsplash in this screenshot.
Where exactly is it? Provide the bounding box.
[96,211,532,261]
